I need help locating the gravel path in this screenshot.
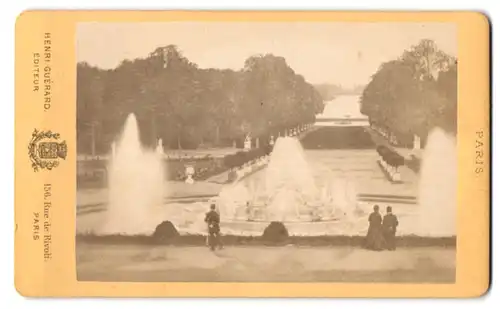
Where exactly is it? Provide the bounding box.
[76,244,455,283]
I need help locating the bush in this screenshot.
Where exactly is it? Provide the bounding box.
[234,151,247,165]
[390,153,405,167]
[262,221,289,243]
[152,221,179,242]
[376,145,404,167]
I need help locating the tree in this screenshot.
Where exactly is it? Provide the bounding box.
[435,60,457,134]
[77,48,323,154]
[401,39,453,82]
[360,39,457,142]
[77,62,106,155]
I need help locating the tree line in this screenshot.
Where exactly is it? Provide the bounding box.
[360,39,457,146]
[77,45,324,155]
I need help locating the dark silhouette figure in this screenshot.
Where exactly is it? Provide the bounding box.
[365,205,385,251]
[204,204,223,250]
[383,206,399,250]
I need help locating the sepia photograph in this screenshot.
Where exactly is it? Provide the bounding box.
[75,22,457,283]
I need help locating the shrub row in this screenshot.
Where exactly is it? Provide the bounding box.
[376,145,405,167]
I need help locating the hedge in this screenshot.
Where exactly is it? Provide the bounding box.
[376,145,405,167]
[262,221,289,243]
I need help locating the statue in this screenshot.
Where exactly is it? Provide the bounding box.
[185,164,195,184]
[244,134,252,151]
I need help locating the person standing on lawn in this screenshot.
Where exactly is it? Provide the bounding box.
[364,205,385,251]
[382,206,399,250]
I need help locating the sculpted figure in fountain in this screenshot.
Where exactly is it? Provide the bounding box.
[216,135,364,224]
[244,134,252,151]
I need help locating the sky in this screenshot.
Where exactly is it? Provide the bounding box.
[77,22,456,87]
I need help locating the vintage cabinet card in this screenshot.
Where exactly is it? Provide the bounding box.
[14,10,490,297]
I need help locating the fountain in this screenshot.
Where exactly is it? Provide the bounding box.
[102,113,166,235]
[265,137,316,198]
[417,127,457,236]
[216,136,358,223]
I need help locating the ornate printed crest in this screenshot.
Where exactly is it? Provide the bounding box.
[28,129,67,172]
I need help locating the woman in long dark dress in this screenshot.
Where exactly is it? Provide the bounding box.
[365,205,385,250]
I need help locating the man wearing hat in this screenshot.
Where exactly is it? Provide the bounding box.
[382,206,399,250]
[205,204,223,250]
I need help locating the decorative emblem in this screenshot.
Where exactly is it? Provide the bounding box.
[28,129,67,172]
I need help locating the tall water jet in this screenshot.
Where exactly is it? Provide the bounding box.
[328,172,358,218]
[417,127,457,236]
[215,134,365,223]
[264,136,317,221]
[267,188,304,221]
[103,113,165,235]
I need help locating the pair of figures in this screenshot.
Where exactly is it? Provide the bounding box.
[365,205,399,251]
